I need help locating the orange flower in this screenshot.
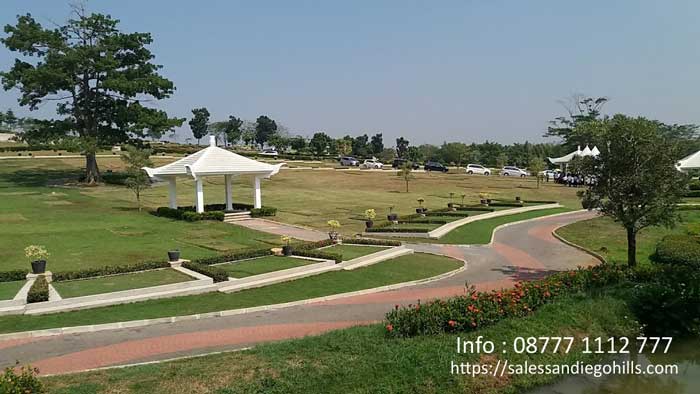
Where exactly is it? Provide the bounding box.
[386,324,393,332]
[448,320,456,327]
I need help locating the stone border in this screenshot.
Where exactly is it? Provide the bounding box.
[551,228,607,264]
[486,208,586,245]
[0,262,466,342]
[339,246,413,270]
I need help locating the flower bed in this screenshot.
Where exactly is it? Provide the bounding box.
[365,227,432,233]
[385,263,631,338]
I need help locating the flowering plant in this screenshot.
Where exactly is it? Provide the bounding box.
[24,245,49,261]
[281,235,291,246]
[327,220,341,229]
[364,209,376,220]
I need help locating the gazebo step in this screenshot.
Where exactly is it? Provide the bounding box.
[224,211,252,223]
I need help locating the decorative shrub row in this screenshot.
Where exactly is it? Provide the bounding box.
[677,204,700,211]
[53,260,170,281]
[0,270,27,283]
[652,235,700,268]
[154,207,225,222]
[683,190,700,198]
[522,199,557,204]
[342,238,401,247]
[689,180,700,191]
[293,249,342,263]
[427,211,471,217]
[250,206,277,217]
[487,202,524,207]
[366,227,431,233]
[456,206,495,212]
[182,261,229,282]
[385,263,632,338]
[295,239,335,250]
[27,275,49,303]
[191,248,273,265]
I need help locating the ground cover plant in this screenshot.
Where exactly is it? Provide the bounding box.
[320,244,387,260]
[52,269,194,298]
[216,256,315,278]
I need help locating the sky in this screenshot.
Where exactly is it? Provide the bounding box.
[1,0,698,146]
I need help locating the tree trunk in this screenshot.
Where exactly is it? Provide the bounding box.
[84,152,101,184]
[405,179,409,193]
[626,227,637,267]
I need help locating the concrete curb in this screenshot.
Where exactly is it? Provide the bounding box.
[339,246,413,270]
[485,207,580,245]
[551,228,607,264]
[0,262,466,342]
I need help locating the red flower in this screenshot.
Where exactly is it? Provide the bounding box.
[386,324,393,332]
[471,321,477,327]
[395,304,400,310]
[471,294,478,301]
[448,320,456,327]
[544,291,551,297]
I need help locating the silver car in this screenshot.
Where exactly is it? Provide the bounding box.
[339,156,359,166]
[501,166,530,177]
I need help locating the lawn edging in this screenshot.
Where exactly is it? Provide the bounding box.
[486,208,584,245]
[0,261,466,342]
[551,221,608,264]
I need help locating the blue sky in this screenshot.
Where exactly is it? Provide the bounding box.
[1,1,698,145]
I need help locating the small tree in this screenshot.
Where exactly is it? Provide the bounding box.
[528,156,546,188]
[121,146,153,211]
[397,163,414,192]
[579,115,688,267]
[255,115,277,148]
[189,108,210,145]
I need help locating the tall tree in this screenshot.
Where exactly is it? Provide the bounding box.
[289,136,307,152]
[209,115,243,147]
[370,133,384,155]
[1,6,183,183]
[352,134,369,157]
[395,137,409,158]
[189,108,210,145]
[309,132,332,156]
[121,145,153,211]
[546,94,608,150]
[579,115,688,267]
[335,136,353,156]
[254,115,277,148]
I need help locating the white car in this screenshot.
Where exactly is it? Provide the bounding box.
[501,166,530,177]
[465,164,490,175]
[259,148,278,157]
[539,169,560,180]
[360,159,384,169]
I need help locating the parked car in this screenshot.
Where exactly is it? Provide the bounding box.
[392,158,420,170]
[339,156,360,166]
[465,164,490,175]
[501,166,530,177]
[539,169,560,180]
[360,158,384,169]
[424,161,449,173]
[259,148,278,157]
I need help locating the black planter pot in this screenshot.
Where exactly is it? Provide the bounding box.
[486,199,492,204]
[31,260,46,274]
[447,203,454,208]
[365,220,374,229]
[387,213,398,221]
[167,250,181,262]
[416,208,423,214]
[480,199,487,205]
[515,196,521,201]
[282,245,293,256]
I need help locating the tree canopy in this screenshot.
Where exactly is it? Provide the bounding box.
[0,6,183,183]
[189,108,210,145]
[254,115,277,148]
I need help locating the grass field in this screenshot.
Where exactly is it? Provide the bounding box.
[556,210,700,265]
[52,269,194,298]
[0,253,462,333]
[0,280,24,300]
[41,294,638,394]
[321,244,387,260]
[216,256,314,278]
[437,207,571,244]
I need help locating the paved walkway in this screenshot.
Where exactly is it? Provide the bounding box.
[234,218,328,241]
[0,210,598,375]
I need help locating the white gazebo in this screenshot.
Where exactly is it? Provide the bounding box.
[143,136,284,213]
[676,150,700,172]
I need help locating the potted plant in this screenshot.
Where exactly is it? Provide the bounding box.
[167,249,181,262]
[281,235,293,256]
[460,193,466,206]
[364,209,376,229]
[416,198,425,214]
[387,205,398,221]
[515,196,521,202]
[327,220,341,241]
[25,245,49,274]
[479,192,489,205]
[447,192,456,210]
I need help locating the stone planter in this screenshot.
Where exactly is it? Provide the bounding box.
[282,245,293,256]
[31,260,46,274]
[167,250,181,262]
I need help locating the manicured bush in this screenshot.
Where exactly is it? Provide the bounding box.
[293,249,342,263]
[0,270,26,283]
[182,262,229,283]
[456,205,495,212]
[342,238,401,247]
[426,211,471,217]
[27,275,49,303]
[191,248,273,265]
[250,206,277,217]
[683,190,700,198]
[1,364,45,394]
[53,260,170,281]
[153,207,224,222]
[101,172,129,185]
[677,204,700,211]
[365,227,431,233]
[689,180,700,191]
[522,199,558,204]
[295,239,336,250]
[652,234,700,268]
[487,202,524,207]
[398,219,449,225]
[385,263,631,338]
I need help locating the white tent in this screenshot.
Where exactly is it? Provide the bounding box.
[676,150,700,171]
[548,145,600,165]
[143,136,284,213]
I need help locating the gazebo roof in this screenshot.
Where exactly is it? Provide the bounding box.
[144,136,283,180]
[548,145,600,164]
[677,149,700,171]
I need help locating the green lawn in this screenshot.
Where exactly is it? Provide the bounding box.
[322,244,387,260]
[217,256,314,278]
[42,294,638,394]
[51,269,194,298]
[438,207,571,244]
[0,280,24,300]
[0,253,462,334]
[556,210,700,265]
[0,159,279,273]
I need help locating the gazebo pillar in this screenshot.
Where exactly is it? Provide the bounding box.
[168,178,177,209]
[253,177,262,209]
[195,178,204,213]
[224,174,233,211]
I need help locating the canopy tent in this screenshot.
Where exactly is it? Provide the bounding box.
[143,136,284,213]
[676,150,700,171]
[548,145,600,165]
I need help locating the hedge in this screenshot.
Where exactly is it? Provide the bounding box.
[487,202,524,207]
[53,260,170,281]
[250,206,277,217]
[293,249,342,263]
[366,227,431,233]
[677,204,700,211]
[689,181,700,191]
[182,261,229,282]
[27,275,49,303]
[295,239,335,250]
[191,248,273,265]
[426,211,471,217]
[0,270,27,283]
[154,207,224,222]
[342,238,401,246]
[653,235,700,268]
[522,199,557,204]
[683,190,700,198]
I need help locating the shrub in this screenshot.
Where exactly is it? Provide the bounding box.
[366,227,431,233]
[182,262,229,282]
[677,204,700,211]
[250,206,277,217]
[54,260,170,281]
[0,364,45,394]
[342,238,401,247]
[154,207,224,222]
[683,190,700,198]
[522,199,558,204]
[293,249,342,263]
[427,211,471,217]
[385,263,630,338]
[295,239,335,250]
[689,180,700,191]
[102,172,129,185]
[487,202,524,207]
[652,234,700,268]
[191,248,273,265]
[27,275,49,303]
[0,270,26,283]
